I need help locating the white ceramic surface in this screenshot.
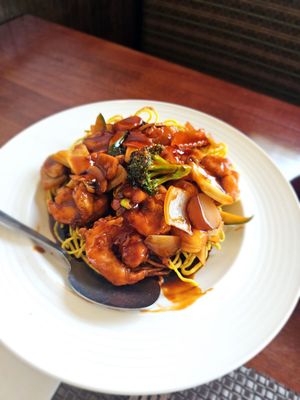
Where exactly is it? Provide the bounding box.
[0,344,59,400]
[0,100,299,395]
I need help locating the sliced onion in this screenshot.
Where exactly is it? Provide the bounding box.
[187,193,221,231]
[164,186,192,234]
[196,245,209,265]
[145,235,181,257]
[207,222,224,243]
[107,165,127,190]
[172,227,208,253]
[52,144,91,174]
[51,150,70,168]
[69,143,91,174]
[190,163,234,205]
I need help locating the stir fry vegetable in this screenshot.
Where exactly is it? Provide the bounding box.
[127,145,191,195]
[40,106,252,290]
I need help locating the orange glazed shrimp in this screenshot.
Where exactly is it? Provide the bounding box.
[48,183,108,226]
[81,217,167,286]
[41,156,68,190]
[200,155,240,201]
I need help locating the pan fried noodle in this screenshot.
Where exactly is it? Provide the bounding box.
[41,106,251,307]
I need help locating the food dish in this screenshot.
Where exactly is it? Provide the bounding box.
[41,106,250,303]
[0,100,299,395]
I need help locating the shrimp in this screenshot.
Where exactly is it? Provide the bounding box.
[40,156,68,190]
[201,155,231,177]
[70,152,120,195]
[121,185,148,204]
[82,217,167,285]
[48,182,108,226]
[48,187,78,224]
[221,170,240,201]
[125,192,170,236]
[91,152,119,180]
[200,155,240,201]
[118,234,148,268]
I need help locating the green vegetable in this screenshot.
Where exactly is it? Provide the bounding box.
[220,210,253,225]
[94,113,106,132]
[120,198,132,209]
[127,145,191,195]
[108,131,128,156]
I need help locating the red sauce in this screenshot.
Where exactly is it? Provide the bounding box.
[69,154,91,175]
[145,125,174,145]
[33,245,45,253]
[171,128,209,147]
[124,130,152,148]
[113,115,143,131]
[84,132,112,152]
[109,130,127,146]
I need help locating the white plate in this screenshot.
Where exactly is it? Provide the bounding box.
[0,100,299,395]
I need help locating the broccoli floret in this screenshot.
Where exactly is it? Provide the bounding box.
[127,145,191,195]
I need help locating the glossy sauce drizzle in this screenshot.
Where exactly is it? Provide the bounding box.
[33,245,45,253]
[145,274,210,312]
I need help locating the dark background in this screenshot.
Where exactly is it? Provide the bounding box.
[1,0,300,105]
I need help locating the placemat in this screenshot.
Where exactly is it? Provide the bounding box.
[52,366,300,400]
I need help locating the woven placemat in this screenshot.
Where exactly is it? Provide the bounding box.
[52,366,300,400]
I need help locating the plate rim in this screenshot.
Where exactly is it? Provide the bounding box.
[0,99,299,395]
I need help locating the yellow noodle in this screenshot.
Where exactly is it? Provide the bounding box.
[60,226,86,259]
[219,229,225,242]
[62,237,77,253]
[200,133,228,157]
[168,259,198,286]
[167,251,204,284]
[209,227,225,250]
[55,224,92,267]
[107,114,123,124]
[181,255,200,276]
[135,106,159,123]
[163,119,184,130]
[181,253,196,269]
[184,261,203,276]
[46,190,52,201]
[53,221,64,243]
[172,251,182,268]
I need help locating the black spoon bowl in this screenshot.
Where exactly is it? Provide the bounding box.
[0,210,161,309]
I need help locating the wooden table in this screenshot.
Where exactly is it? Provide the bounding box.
[1,15,299,394]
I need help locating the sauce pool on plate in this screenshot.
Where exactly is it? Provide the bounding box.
[33,245,45,253]
[144,274,210,312]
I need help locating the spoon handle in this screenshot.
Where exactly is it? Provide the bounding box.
[0,210,66,257]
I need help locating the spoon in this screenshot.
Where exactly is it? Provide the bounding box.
[0,210,161,309]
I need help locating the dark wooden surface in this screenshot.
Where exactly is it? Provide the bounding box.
[0,0,140,48]
[0,15,299,393]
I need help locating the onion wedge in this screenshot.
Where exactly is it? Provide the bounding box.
[172,227,208,253]
[164,186,192,234]
[107,164,128,190]
[187,193,221,230]
[145,235,181,257]
[52,143,91,174]
[190,162,234,205]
